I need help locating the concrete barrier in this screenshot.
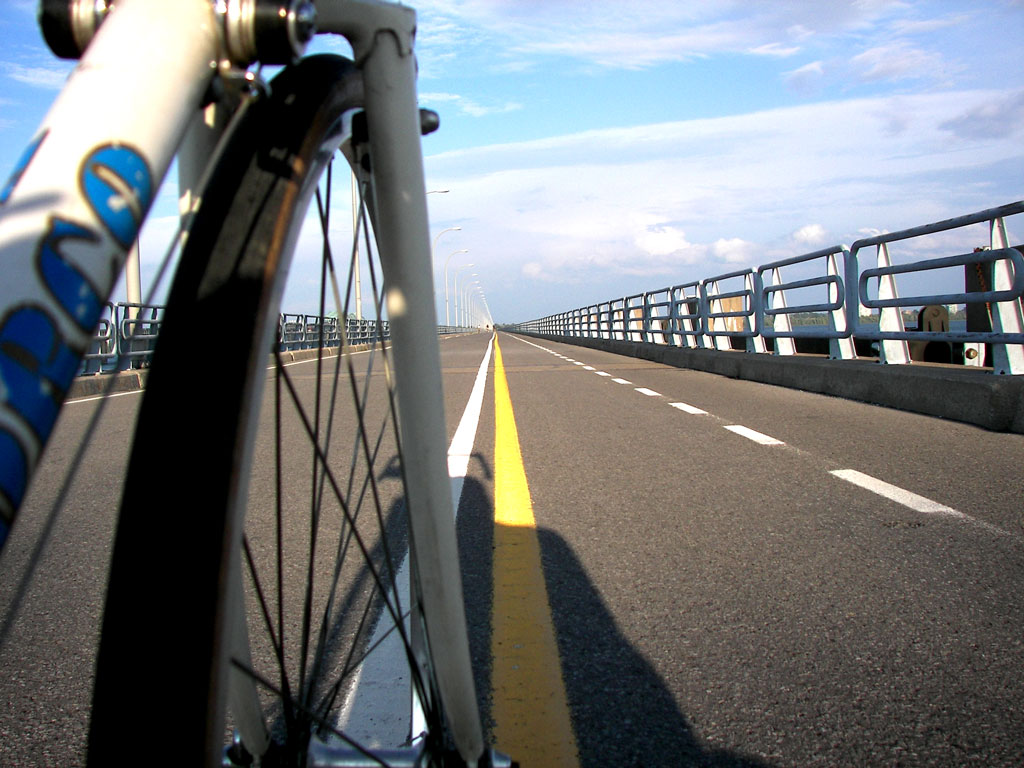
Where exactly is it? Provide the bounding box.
[519,332,1024,434]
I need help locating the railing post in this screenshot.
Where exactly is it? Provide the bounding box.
[990,216,1024,374]
[641,293,651,344]
[745,272,766,354]
[767,267,797,356]
[829,249,856,360]
[875,243,911,364]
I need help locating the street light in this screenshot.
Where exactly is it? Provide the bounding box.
[454,266,475,329]
[432,225,461,324]
[470,285,487,329]
[465,281,482,327]
[432,225,461,257]
[443,249,468,327]
[463,281,481,328]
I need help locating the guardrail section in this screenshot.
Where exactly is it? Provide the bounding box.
[514,201,1024,375]
[80,306,470,376]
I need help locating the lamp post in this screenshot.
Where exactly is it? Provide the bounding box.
[464,281,481,327]
[432,226,461,324]
[432,226,461,257]
[443,249,468,327]
[453,266,475,330]
[463,282,480,328]
[454,268,473,329]
[470,285,486,328]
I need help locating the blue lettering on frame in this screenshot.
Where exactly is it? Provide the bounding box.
[0,305,79,443]
[38,217,104,333]
[80,144,152,249]
[0,130,47,206]
[0,428,29,536]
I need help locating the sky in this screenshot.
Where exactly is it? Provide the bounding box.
[2,0,1023,324]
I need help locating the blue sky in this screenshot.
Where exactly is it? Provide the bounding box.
[2,0,1023,323]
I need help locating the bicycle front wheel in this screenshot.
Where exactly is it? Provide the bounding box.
[87,54,483,767]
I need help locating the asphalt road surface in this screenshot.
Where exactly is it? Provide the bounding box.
[1,331,1021,767]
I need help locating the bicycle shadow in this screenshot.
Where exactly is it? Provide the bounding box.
[456,459,773,768]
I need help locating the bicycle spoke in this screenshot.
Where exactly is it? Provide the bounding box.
[271,353,422,704]
[242,535,298,735]
[229,658,394,768]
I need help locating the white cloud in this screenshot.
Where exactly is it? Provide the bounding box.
[423,88,1024,318]
[712,238,757,264]
[419,92,461,103]
[419,91,522,118]
[889,14,969,35]
[414,0,922,73]
[784,60,825,92]
[793,224,827,246]
[633,218,695,256]
[461,100,523,117]
[849,41,943,83]
[749,43,801,57]
[1,62,70,90]
[522,262,544,279]
[940,90,1024,140]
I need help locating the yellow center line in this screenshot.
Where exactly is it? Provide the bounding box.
[491,335,581,767]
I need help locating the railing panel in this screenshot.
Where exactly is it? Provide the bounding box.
[848,202,1024,372]
[116,303,163,369]
[700,269,764,352]
[513,201,1022,374]
[80,303,118,374]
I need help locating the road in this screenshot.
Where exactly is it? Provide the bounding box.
[1,331,1022,766]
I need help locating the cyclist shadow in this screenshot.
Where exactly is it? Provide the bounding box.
[456,460,772,768]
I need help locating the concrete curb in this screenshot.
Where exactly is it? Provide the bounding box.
[519,333,1024,434]
[69,334,1024,433]
[66,345,368,401]
[68,370,149,399]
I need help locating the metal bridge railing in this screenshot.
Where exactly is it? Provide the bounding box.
[513,201,1024,375]
[79,308,470,375]
[81,302,165,374]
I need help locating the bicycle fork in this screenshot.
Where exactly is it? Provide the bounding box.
[309,1,488,764]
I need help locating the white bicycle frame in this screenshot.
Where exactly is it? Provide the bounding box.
[0,0,484,763]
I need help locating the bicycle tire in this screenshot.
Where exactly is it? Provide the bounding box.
[87,54,475,767]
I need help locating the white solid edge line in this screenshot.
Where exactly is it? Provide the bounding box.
[268,346,377,371]
[447,335,495,487]
[724,424,785,446]
[669,402,707,415]
[635,387,661,397]
[830,469,964,517]
[338,335,494,745]
[66,389,144,405]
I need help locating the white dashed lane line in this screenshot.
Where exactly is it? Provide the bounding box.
[830,469,962,517]
[830,469,1015,537]
[506,334,1016,539]
[669,401,708,415]
[724,424,785,446]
